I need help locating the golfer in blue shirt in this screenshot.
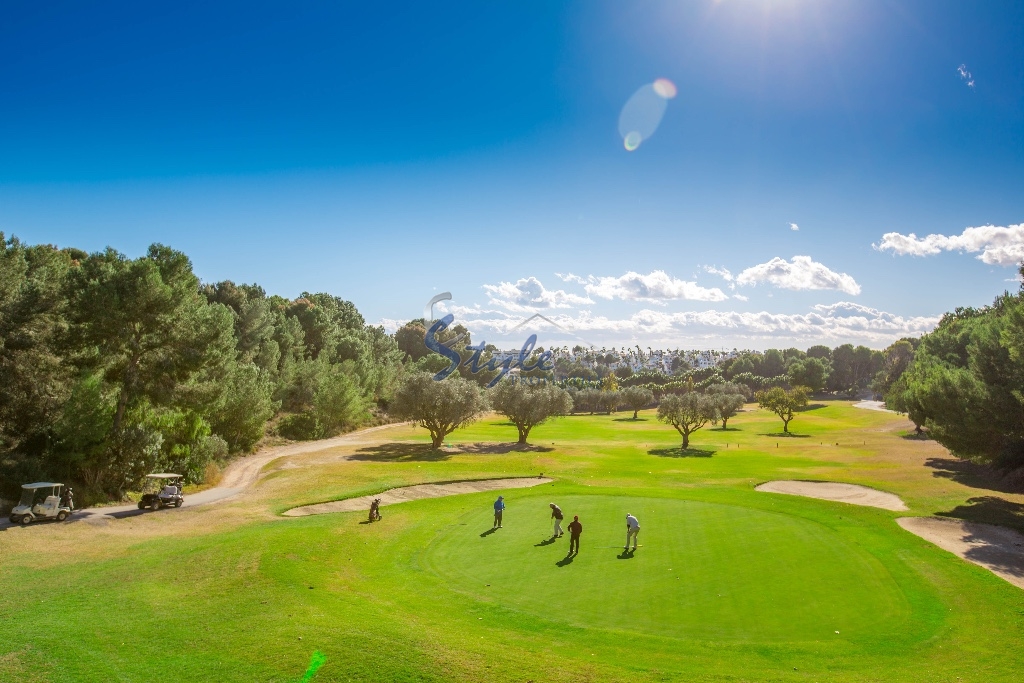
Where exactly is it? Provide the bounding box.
[493,495,505,529]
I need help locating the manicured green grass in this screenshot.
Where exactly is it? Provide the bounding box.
[425,494,919,643]
[2,402,1023,682]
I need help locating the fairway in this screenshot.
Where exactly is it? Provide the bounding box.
[3,403,1024,682]
[425,493,912,642]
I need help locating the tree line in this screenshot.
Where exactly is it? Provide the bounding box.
[882,266,1024,472]
[0,235,404,506]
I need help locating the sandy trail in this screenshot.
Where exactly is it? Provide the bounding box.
[1,423,407,528]
[755,480,908,511]
[898,517,1024,590]
[217,422,406,490]
[283,477,554,517]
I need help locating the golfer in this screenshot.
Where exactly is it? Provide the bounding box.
[493,495,505,529]
[625,513,640,551]
[568,515,583,554]
[549,502,564,537]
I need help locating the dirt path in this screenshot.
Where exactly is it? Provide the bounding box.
[755,480,908,511]
[283,477,554,517]
[1,423,407,529]
[898,517,1024,590]
[217,422,406,490]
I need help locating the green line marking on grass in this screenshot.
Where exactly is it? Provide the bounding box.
[299,651,326,682]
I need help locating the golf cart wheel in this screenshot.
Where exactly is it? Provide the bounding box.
[153,501,162,510]
[9,515,19,524]
[138,502,145,509]
[175,501,182,508]
[19,516,32,526]
[57,511,69,522]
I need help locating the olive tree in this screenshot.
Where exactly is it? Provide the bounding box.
[755,386,809,433]
[709,392,745,429]
[490,380,573,444]
[657,392,717,449]
[390,372,488,448]
[621,386,654,419]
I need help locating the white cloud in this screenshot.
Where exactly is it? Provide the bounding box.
[958,64,975,89]
[702,265,734,282]
[735,256,861,295]
[874,223,1024,267]
[732,294,749,301]
[789,223,800,231]
[482,276,592,313]
[573,270,728,303]
[431,302,937,349]
[554,272,588,286]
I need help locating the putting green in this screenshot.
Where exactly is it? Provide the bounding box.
[424,493,912,642]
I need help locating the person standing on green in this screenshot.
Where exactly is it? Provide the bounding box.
[625,513,640,551]
[549,502,564,538]
[567,515,583,555]
[493,495,505,529]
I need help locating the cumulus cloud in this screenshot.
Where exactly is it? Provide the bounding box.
[874,224,1024,267]
[958,64,975,89]
[427,302,937,348]
[732,294,749,301]
[735,256,861,295]
[482,277,592,313]
[578,270,729,303]
[789,223,800,231]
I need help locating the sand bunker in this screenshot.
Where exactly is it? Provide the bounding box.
[283,477,553,517]
[755,480,908,511]
[898,517,1024,590]
[852,400,895,413]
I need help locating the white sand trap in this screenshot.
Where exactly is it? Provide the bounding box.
[756,480,908,511]
[283,477,553,517]
[853,400,895,413]
[898,517,1024,590]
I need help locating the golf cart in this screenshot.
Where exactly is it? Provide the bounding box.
[9,483,73,526]
[138,473,184,510]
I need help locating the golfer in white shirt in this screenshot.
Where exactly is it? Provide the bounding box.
[625,513,640,551]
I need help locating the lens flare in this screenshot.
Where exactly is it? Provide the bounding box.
[653,78,677,99]
[618,80,675,152]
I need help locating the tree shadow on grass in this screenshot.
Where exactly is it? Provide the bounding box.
[350,442,553,461]
[936,496,1024,533]
[648,446,715,458]
[350,443,451,462]
[901,432,930,441]
[796,403,828,412]
[458,443,554,454]
[925,458,1024,495]
[612,417,649,422]
[759,432,811,438]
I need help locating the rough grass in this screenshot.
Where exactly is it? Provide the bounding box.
[1,402,1023,682]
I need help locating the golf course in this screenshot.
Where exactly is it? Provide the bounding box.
[2,402,1023,682]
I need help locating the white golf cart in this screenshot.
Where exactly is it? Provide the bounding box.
[9,482,73,526]
[138,473,184,510]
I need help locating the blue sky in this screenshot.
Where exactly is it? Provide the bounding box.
[1,0,1022,349]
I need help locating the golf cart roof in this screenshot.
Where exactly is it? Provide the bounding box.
[145,473,183,479]
[22,482,62,489]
